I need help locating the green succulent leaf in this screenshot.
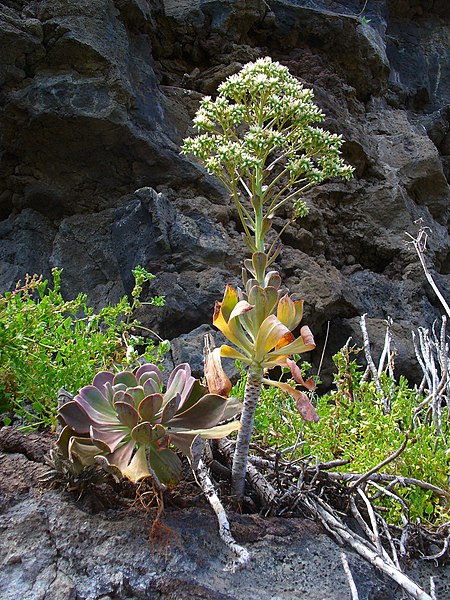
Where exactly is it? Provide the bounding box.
[148,447,182,487]
[177,379,208,413]
[243,258,255,278]
[138,393,164,421]
[56,424,78,458]
[102,440,135,472]
[135,364,162,384]
[113,390,135,407]
[219,344,249,363]
[92,371,114,392]
[254,315,293,362]
[115,401,140,429]
[170,393,227,429]
[252,252,268,282]
[114,371,138,388]
[213,296,253,355]
[121,446,151,482]
[277,294,304,331]
[142,376,161,396]
[264,271,282,289]
[131,421,165,445]
[68,436,103,466]
[260,216,273,238]
[164,364,195,405]
[219,284,239,320]
[95,456,124,482]
[267,325,315,357]
[126,386,145,406]
[245,278,259,296]
[78,385,117,420]
[229,300,255,321]
[241,266,249,287]
[161,393,181,423]
[169,432,197,459]
[90,426,128,453]
[244,285,278,334]
[176,420,241,438]
[59,401,91,434]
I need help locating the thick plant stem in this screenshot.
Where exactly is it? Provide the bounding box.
[231,367,263,502]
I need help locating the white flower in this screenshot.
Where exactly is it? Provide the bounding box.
[182,56,353,237]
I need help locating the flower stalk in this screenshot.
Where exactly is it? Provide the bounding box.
[182,57,353,504]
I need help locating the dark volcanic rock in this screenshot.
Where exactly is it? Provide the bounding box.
[1,427,449,600]
[0,0,449,385]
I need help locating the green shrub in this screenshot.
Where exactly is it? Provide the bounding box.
[0,267,168,429]
[232,348,449,525]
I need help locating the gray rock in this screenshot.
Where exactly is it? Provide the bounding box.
[168,323,240,382]
[1,436,449,600]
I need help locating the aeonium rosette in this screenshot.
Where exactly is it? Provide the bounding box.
[57,363,241,487]
[213,252,319,422]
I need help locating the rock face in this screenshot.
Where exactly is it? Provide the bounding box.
[0,0,449,384]
[1,427,449,600]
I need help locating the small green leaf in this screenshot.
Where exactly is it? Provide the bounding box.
[114,371,138,388]
[149,447,182,487]
[138,393,164,422]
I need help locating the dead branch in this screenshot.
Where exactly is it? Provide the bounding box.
[412,317,449,437]
[195,458,250,572]
[422,535,449,562]
[367,480,409,514]
[360,314,390,413]
[217,438,278,506]
[356,487,388,561]
[378,317,394,379]
[340,553,360,600]
[324,471,448,499]
[304,495,433,600]
[405,225,450,319]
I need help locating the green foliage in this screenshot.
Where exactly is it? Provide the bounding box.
[0,268,168,429]
[232,349,450,525]
[57,363,240,486]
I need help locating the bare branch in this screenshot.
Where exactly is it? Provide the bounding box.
[341,553,360,600]
[405,225,450,318]
[194,459,250,572]
[305,496,433,600]
[360,314,390,412]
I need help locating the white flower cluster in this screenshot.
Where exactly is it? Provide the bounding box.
[182,56,354,229]
[244,126,284,153]
[182,134,260,176]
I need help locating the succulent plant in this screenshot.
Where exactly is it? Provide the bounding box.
[57,363,240,487]
[214,252,318,421]
[213,251,318,500]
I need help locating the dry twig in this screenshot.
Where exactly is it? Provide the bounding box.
[360,314,391,412]
[195,458,250,572]
[340,552,360,600]
[348,435,409,491]
[304,495,433,600]
[217,438,278,505]
[405,225,450,318]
